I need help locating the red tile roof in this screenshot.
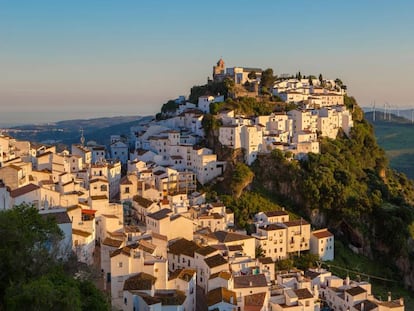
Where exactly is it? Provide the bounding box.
[312,229,333,239]
[10,183,40,198]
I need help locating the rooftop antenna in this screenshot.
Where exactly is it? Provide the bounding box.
[411,109,413,124]
[383,103,387,120]
[80,128,85,146]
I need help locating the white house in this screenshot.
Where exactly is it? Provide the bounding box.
[111,141,129,165]
[310,229,334,261]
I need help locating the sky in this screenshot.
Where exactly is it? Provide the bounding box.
[1,0,413,126]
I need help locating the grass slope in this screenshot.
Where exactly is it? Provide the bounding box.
[366,112,414,179]
[327,241,414,309]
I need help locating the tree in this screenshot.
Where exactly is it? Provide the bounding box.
[259,68,276,94]
[335,78,343,86]
[0,204,63,301]
[247,71,257,80]
[223,77,235,97]
[255,245,265,258]
[308,76,313,86]
[0,205,110,310]
[160,100,178,114]
[5,270,82,311]
[318,73,323,84]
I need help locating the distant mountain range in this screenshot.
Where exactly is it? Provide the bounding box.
[2,115,154,147]
[362,106,414,123]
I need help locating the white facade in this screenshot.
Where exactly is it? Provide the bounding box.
[310,229,334,261]
[111,141,129,164]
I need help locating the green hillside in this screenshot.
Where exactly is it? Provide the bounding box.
[366,112,414,179]
[203,95,414,295]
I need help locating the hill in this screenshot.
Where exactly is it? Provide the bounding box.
[4,115,154,148]
[365,111,414,179]
[202,95,414,292]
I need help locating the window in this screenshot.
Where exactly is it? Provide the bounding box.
[124,297,127,305]
[125,187,130,193]
[118,262,123,268]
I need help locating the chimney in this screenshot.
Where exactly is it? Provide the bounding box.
[360,302,364,311]
[230,296,234,304]
[345,275,350,286]
[399,297,404,306]
[388,292,391,302]
[249,281,253,287]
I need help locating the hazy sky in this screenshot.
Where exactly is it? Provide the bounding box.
[1,0,413,125]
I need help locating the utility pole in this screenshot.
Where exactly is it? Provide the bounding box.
[384,103,387,120]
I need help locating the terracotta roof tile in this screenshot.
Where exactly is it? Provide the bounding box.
[204,254,228,268]
[234,274,267,288]
[346,286,366,296]
[102,237,123,248]
[41,211,71,224]
[133,195,154,208]
[169,238,199,257]
[312,229,333,239]
[207,287,237,307]
[123,272,156,291]
[10,183,40,198]
[294,288,314,299]
[264,210,289,217]
[147,208,172,221]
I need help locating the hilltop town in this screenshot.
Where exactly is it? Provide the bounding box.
[0,60,406,311]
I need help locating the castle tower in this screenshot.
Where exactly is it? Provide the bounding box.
[213,58,225,80]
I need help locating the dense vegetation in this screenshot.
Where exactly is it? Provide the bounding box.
[188,80,230,104]
[0,205,109,310]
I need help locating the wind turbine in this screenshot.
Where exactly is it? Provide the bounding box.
[387,102,391,121]
[372,100,376,122]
